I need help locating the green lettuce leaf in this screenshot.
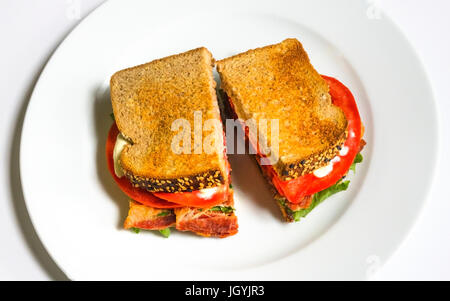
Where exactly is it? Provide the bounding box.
[157,210,170,217]
[291,180,350,221]
[350,153,363,172]
[159,228,171,238]
[209,206,235,214]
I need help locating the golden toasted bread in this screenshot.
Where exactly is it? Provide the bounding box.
[216,38,347,180]
[110,47,227,192]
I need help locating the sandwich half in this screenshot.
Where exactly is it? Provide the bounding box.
[107,47,238,237]
[216,38,365,222]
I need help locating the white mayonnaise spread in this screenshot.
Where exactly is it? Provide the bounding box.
[197,187,219,199]
[313,163,334,178]
[113,133,130,178]
[350,131,356,138]
[331,156,341,164]
[312,155,342,178]
[339,146,349,156]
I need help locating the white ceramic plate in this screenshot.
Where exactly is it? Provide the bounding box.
[20,0,438,280]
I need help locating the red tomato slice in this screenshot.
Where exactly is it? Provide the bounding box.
[266,75,362,204]
[106,123,229,208]
[153,185,228,207]
[106,123,182,208]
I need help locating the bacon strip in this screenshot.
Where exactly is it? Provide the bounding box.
[359,139,366,152]
[123,191,238,238]
[174,191,238,238]
[124,201,175,230]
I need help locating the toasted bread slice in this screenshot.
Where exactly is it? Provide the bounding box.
[216,39,347,180]
[111,48,227,192]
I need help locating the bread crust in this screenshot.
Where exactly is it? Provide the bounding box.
[255,156,294,222]
[217,38,348,181]
[124,168,225,192]
[277,131,347,180]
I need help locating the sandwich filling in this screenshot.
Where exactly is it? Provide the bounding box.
[107,122,238,237]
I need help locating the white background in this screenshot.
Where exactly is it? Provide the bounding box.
[0,0,448,280]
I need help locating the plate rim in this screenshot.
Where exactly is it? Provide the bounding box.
[19,0,440,280]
